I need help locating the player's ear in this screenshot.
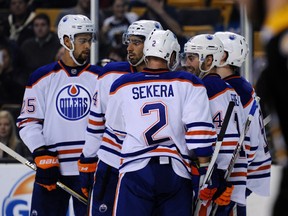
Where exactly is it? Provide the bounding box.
[64,36,72,49]
[205,55,213,66]
[221,51,228,64]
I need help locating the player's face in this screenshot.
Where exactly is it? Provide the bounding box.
[126,35,144,65]
[73,33,92,64]
[181,53,201,76]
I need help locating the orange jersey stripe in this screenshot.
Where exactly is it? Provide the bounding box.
[213,141,237,146]
[58,149,82,154]
[89,119,104,126]
[110,79,204,95]
[186,130,217,136]
[18,118,43,127]
[248,164,271,173]
[102,137,122,149]
[230,171,247,177]
[209,87,232,100]
[150,148,190,167]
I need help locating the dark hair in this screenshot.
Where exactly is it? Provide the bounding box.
[33,13,50,27]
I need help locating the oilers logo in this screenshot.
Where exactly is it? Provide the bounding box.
[56,84,91,120]
[2,171,34,216]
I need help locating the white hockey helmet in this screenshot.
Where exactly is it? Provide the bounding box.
[122,20,163,45]
[57,14,95,65]
[184,34,224,72]
[144,29,180,71]
[58,14,95,47]
[214,31,249,67]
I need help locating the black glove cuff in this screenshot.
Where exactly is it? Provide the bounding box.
[33,149,58,159]
[79,153,98,164]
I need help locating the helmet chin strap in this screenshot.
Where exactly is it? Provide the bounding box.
[129,55,144,67]
[168,61,179,71]
[69,50,86,66]
[198,61,214,76]
[218,61,228,67]
[63,39,86,66]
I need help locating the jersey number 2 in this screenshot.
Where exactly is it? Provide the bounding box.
[142,102,171,145]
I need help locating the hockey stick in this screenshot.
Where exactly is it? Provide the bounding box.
[263,114,271,126]
[193,101,235,216]
[210,96,260,216]
[0,142,88,205]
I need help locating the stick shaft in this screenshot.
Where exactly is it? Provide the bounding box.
[203,101,235,184]
[0,142,87,205]
[210,97,260,216]
[194,101,235,216]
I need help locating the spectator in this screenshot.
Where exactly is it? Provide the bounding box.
[55,0,90,26]
[0,110,30,159]
[0,16,21,70]
[20,13,61,79]
[0,45,25,104]
[32,0,77,8]
[3,0,36,46]
[106,46,126,62]
[138,0,186,47]
[54,46,65,61]
[99,0,138,59]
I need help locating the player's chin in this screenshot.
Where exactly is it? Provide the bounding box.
[185,67,195,74]
[80,53,89,61]
[127,53,135,60]
[128,56,139,64]
[82,52,90,58]
[77,56,88,64]
[191,67,197,73]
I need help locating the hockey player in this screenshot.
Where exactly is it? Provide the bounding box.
[214,31,272,215]
[182,34,248,215]
[16,14,102,215]
[77,20,163,215]
[105,28,217,216]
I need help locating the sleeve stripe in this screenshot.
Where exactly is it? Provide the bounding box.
[88,119,104,126]
[102,137,122,150]
[186,130,217,136]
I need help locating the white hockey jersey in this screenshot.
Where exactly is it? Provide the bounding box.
[105,69,217,180]
[202,73,248,205]
[83,61,136,168]
[224,74,271,197]
[16,61,101,175]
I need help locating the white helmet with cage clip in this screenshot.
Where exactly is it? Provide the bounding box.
[122,20,163,66]
[214,31,249,67]
[184,34,224,73]
[144,29,180,71]
[57,14,95,66]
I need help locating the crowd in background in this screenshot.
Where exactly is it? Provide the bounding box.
[2,1,288,215]
[0,0,268,162]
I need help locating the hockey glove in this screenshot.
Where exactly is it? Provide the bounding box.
[78,153,98,197]
[191,161,206,198]
[212,169,234,206]
[33,149,60,191]
[191,162,218,200]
